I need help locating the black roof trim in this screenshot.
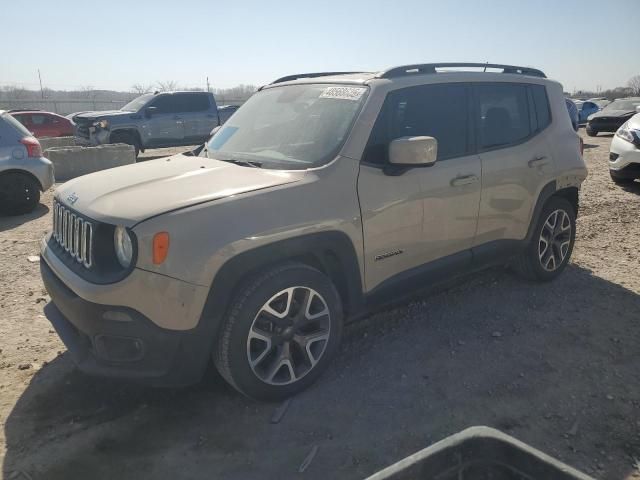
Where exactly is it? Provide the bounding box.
[270,71,368,85]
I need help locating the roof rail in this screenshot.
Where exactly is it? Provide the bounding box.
[270,71,367,85]
[378,63,546,79]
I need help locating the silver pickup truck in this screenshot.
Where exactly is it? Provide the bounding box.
[72,91,231,156]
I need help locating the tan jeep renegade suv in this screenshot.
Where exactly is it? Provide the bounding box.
[40,63,587,400]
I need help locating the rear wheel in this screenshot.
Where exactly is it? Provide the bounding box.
[512,196,576,282]
[214,262,343,401]
[0,172,40,216]
[110,131,140,157]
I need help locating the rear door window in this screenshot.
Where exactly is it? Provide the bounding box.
[474,84,531,150]
[31,114,51,125]
[364,83,470,164]
[178,93,210,112]
[13,114,31,126]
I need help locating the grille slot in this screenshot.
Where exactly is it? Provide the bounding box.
[52,199,93,268]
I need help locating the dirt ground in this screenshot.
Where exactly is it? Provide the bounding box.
[2,131,640,480]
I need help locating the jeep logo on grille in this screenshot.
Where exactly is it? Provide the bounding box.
[67,192,79,205]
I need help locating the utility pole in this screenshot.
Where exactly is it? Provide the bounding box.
[206,76,211,93]
[38,69,44,99]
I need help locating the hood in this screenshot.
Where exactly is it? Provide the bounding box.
[55,154,305,226]
[74,110,132,121]
[590,109,636,119]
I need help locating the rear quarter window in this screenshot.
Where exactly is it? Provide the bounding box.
[1,113,32,138]
[531,85,551,131]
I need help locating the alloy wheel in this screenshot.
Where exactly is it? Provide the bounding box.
[246,286,331,385]
[538,209,572,272]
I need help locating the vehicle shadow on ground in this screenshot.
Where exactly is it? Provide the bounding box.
[4,264,640,480]
[0,204,49,233]
[582,143,599,150]
[620,180,640,194]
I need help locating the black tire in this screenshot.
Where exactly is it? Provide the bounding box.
[110,130,140,157]
[0,172,41,216]
[585,126,598,137]
[214,262,343,401]
[610,171,636,185]
[512,196,576,282]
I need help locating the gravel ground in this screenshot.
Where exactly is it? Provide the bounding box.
[2,132,640,480]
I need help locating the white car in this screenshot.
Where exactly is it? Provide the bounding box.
[610,112,640,185]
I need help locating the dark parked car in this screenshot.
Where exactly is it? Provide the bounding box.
[10,110,75,138]
[586,97,640,136]
[71,91,221,156]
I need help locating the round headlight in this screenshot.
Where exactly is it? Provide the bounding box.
[114,226,133,268]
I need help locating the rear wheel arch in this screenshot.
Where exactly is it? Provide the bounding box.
[525,181,580,243]
[0,169,43,191]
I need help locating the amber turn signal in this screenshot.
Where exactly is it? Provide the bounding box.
[153,232,170,264]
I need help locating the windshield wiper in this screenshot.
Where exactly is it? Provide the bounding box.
[220,159,263,168]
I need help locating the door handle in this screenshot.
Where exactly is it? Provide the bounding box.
[528,156,549,168]
[173,115,182,120]
[450,174,479,187]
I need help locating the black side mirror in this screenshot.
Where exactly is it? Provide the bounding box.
[145,106,158,118]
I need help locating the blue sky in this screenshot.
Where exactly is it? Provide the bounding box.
[2,0,639,93]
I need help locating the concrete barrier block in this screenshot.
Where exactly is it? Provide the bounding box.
[45,143,135,181]
[39,136,76,150]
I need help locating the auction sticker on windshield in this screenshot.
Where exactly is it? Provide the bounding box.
[319,86,367,101]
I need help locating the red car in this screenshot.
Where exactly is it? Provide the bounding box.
[9,110,74,138]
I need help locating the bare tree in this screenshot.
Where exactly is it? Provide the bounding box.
[131,83,153,95]
[628,75,640,96]
[156,80,179,92]
[79,85,96,99]
[2,85,31,99]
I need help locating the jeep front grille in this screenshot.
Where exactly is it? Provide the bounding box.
[52,200,93,268]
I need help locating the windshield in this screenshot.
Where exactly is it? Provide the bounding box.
[121,93,154,112]
[604,99,640,111]
[205,84,368,169]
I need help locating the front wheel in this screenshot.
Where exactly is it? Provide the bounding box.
[585,126,598,137]
[214,263,343,401]
[512,197,576,282]
[110,131,140,157]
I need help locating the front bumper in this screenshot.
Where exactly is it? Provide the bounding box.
[74,128,110,146]
[41,259,211,386]
[609,135,640,172]
[588,118,627,132]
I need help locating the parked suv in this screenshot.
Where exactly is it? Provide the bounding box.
[40,64,587,400]
[72,91,221,155]
[0,111,54,215]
